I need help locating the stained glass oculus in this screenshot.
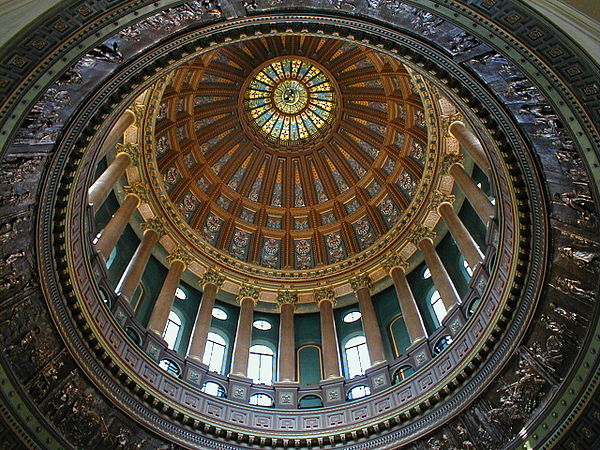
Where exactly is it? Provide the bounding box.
[244,59,336,146]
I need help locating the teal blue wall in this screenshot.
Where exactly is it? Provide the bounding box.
[372,285,403,361]
[295,312,322,384]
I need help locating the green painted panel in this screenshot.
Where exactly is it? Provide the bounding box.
[295,312,321,347]
[389,316,411,357]
[298,345,322,386]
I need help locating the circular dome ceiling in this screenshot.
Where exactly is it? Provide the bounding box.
[243,58,337,147]
[139,35,441,289]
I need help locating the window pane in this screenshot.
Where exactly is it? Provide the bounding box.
[162,315,181,350]
[203,332,226,373]
[249,345,273,384]
[343,311,361,323]
[344,335,370,378]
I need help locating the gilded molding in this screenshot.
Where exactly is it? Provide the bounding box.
[129,103,146,128]
[442,152,464,173]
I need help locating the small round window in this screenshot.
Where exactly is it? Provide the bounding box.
[253,320,271,330]
[422,267,431,279]
[175,287,187,300]
[212,307,228,320]
[343,311,362,323]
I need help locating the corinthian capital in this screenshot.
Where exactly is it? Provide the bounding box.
[141,217,166,237]
[277,289,297,308]
[314,287,336,307]
[441,152,464,173]
[166,246,192,268]
[408,224,436,246]
[200,269,224,289]
[382,253,408,272]
[128,103,146,127]
[237,284,260,304]
[123,181,148,203]
[350,275,373,292]
[116,142,140,166]
[430,190,455,212]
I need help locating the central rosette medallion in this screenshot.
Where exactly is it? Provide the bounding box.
[243,58,337,147]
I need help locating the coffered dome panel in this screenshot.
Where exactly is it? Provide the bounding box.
[141,35,442,288]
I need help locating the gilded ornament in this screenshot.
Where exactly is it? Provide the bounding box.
[440,114,463,137]
[123,181,148,203]
[430,190,455,211]
[350,274,373,292]
[408,224,436,246]
[141,217,166,237]
[441,152,464,173]
[116,142,140,166]
[314,287,336,306]
[166,246,192,267]
[237,284,260,304]
[382,253,408,272]
[277,289,298,306]
[200,269,225,289]
[129,103,146,127]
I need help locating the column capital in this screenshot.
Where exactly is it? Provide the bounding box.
[166,246,192,268]
[350,275,373,293]
[141,217,166,238]
[276,289,297,308]
[123,181,148,203]
[116,142,140,166]
[314,287,336,307]
[382,253,408,273]
[408,224,436,246]
[442,152,464,173]
[237,284,260,305]
[128,103,146,127]
[200,268,224,289]
[441,114,463,136]
[430,190,456,212]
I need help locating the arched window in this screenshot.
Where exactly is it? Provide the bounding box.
[434,335,453,355]
[248,345,274,385]
[201,381,225,397]
[203,331,226,374]
[344,335,370,378]
[347,385,371,400]
[393,365,415,384]
[249,393,273,407]
[162,310,182,350]
[93,229,103,244]
[106,246,117,269]
[159,359,181,377]
[467,297,482,318]
[298,394,323,409]
[430,290,447,325]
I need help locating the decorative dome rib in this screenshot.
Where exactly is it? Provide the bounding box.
[144,35,440,288]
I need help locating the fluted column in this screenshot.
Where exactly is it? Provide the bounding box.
[448,121,491,176]
[230,285,260,377]
[351,275,386,366]
[147,247,191,336]
[315,288,341,379]
[187,269,224,361]
[95,182,147,259]
[98,109,136,158]
[277,290,297,382]
[384,256,427,345]
[115,218,165,301]
[449,163,494,223]
[438,202,483,270]
[413,227,461,313]
[88,142,139,209]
